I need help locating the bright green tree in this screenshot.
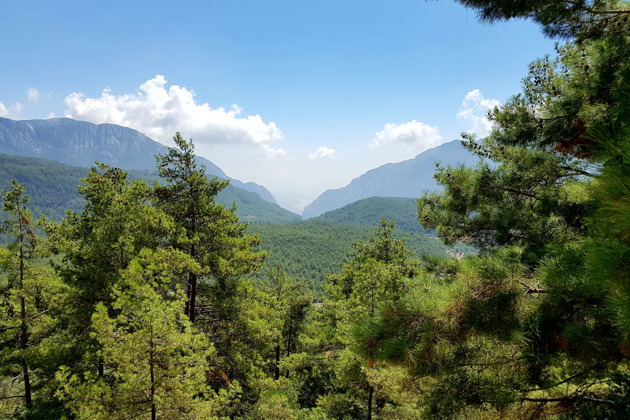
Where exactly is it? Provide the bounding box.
[415,4,630,415]
[0,181,69,417]
[153,133,266,407]
[45,163,177,389]
[153,133,265,323]
[323,220,420,420]
[58,248,236,420]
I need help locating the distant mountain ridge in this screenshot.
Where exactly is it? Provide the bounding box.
[0,117,276,203]
[302,140,480,219]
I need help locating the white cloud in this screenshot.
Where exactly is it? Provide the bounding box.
[0,101,23,118]
[457,89,500,138]
[28,88,39,103]
[63,75,285,156]
[307,146,336,160]
[370,120,442,154]
[261,144,289,158]
[46,112,56,119]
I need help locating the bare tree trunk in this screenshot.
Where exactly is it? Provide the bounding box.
[189,272,197,323]
[20,296,31,407]
[19,240,31,407]
[367,385,373,420]
[188,242,197,323]
[275,344,280,380]
[150,336,156,420]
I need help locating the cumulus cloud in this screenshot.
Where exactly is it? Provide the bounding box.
[28,88,39,103]
[370,120,442,154]
[307,146,336,160]
[261,144,289,158]
[457,89,500,138]
[0,101,23,118]
[63,75,285,157]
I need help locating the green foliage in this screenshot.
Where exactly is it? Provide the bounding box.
[415,9,630,416]
[418,139,591,265]
[455,0,630,39]
[311,197,432,233]
[0,152,299,230]
[46,164,175,336]
[251,221,466,295]
[58,249,227,420]
[0,181,70,417]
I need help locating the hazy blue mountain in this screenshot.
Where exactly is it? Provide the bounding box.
[0,153,300,224]
[302,140,480,219]
[310,196,430,233]
[0,117,276,203]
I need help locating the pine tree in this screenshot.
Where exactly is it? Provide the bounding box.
[58,249,231,420]
[323,220,420,419]
[0,181,69,416]
[153,133,265,323]
[151,133,268,412]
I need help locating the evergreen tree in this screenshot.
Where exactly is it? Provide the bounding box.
[0,181,69,417]
[456,0,630,38]
[153,133,265,323]
[45,163,177,391]
[153,133,265,406]
[415,6,630,415]
[58,248,234,420]
[323,220,420,419]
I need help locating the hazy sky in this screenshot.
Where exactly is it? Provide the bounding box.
[0,0,555,212]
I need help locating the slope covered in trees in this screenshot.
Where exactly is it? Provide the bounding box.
[310,197,431,233]
[249,222,467,293]
[0,153,300,224]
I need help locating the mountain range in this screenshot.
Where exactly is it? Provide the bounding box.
[0,117,483,221]
[301,140,481,219]
[0,117,276,203]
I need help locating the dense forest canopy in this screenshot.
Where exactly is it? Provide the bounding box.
[1,0,630,418]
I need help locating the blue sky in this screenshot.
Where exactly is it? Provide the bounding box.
[1,0,555,212]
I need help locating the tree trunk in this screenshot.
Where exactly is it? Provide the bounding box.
[19,238,31,408]
[285,318,294,378]
[188,240,197,323]
[275,344,280,380]
[20,296,31,407]
[150,337,156,420]
[189,272,197,323]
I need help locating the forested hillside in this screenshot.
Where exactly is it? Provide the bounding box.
[310,197,431,233]
[0,153,300,224]
[2,1,630,419]
[249,222,466,293]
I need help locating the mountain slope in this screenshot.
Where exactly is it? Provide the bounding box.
[0,117,276,203]
[0,153,299,223]
[249,222,454,294]
[310,196,429,233]
[302,140,480,219]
